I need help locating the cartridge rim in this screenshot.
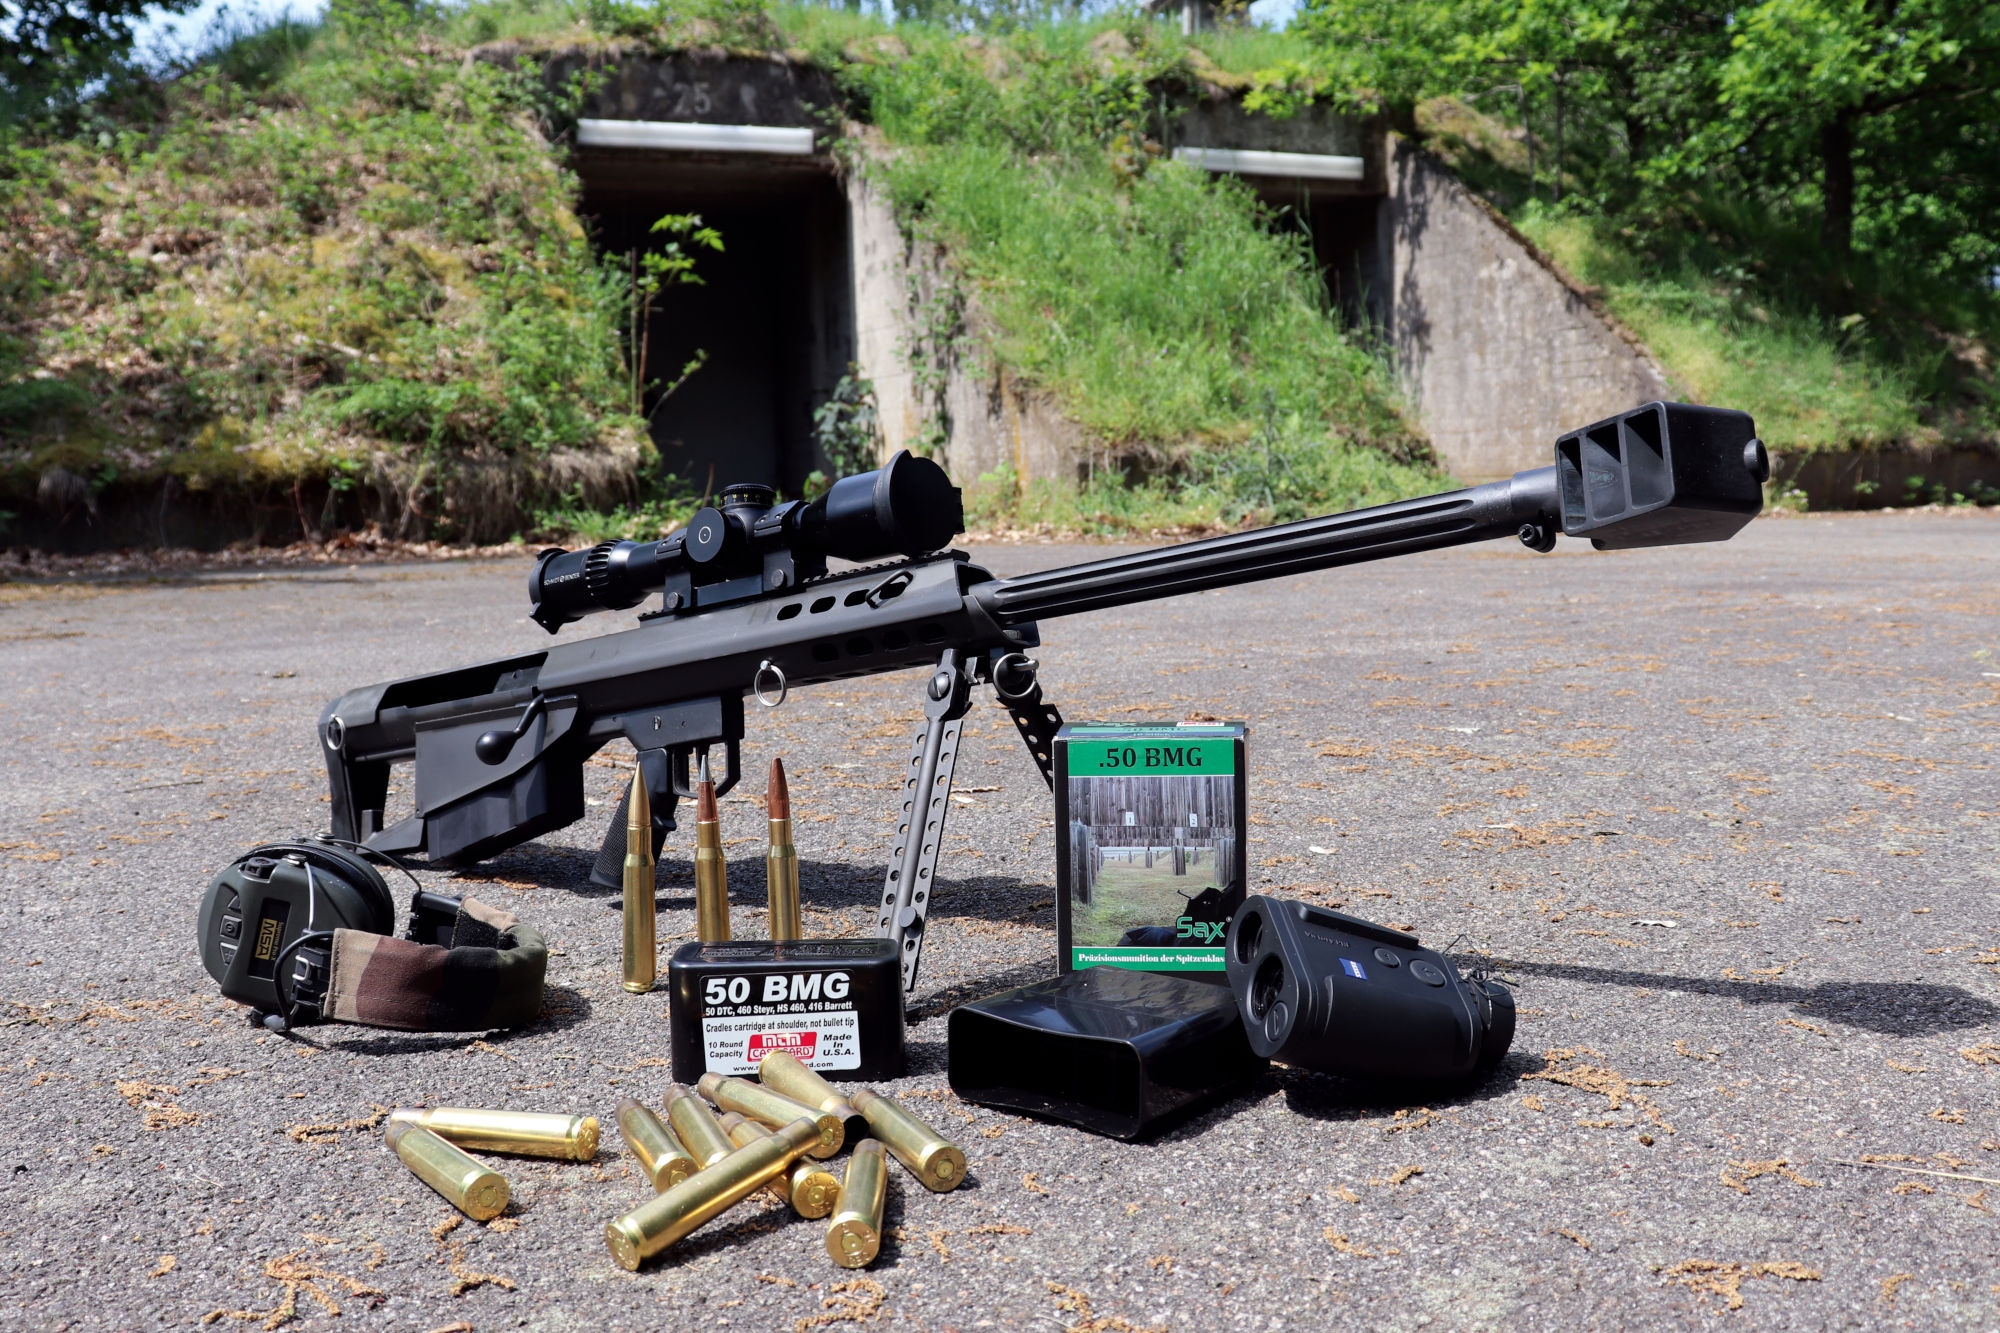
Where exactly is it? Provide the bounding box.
[918,1144,967,1188]
[792,1166,842,1219]
[463,1172,511,1222]
[826,1217,880,1269]
[606,1217,644,1272]
[570,1116,602,1161]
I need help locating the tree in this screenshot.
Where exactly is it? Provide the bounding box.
[2,0,198,117]
[1288,0,2000,285]
[1705,0,2000,265]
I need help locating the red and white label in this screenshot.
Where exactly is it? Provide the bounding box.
[702,1011,861,1076]
[747,1029,816,1064]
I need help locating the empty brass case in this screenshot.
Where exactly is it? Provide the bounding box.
[716,1112,790,1205]
[386,1106,598,1162]
[664,1083,734,1168]
[698,1071,843,1159]
[825,1139,887,1269]
[850,1088,966,1192]
[385,1121,509,1222]
[604,1118,821,1271]
[616,1097,697,1192]
[720,1113,842,1218]
[754,1050,865,1143]
[622,774,657,993]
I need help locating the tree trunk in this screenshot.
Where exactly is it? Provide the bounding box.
[1820,111,1856,263]
[1624,114,1647,166]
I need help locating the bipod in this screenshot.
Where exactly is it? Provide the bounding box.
[876,650,1066,993]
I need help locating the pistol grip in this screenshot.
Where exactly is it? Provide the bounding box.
[588,750,678,891]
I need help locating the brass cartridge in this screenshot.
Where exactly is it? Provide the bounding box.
[385,1121,509,1222]
[697,1071,843,1159]
[663,1083,735,1168]
[386,1106,598,1162]
[719,1112,842,1219]
[616,1097,697,1192]
[693,751,731,943]
[754,1049,864,1143]
[604,1117,821,1271]
[622,773,657,993]
[849,1088,966,1192]
[715,1112,790,1205]
[825,1138,887,1269]
[765,758,801,941]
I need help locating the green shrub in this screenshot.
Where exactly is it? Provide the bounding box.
[0,11,644,541]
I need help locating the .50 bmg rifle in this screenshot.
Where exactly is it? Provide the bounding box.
[320,401,1769,991]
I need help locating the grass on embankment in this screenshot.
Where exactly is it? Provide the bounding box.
[1415,98,1998,469]
[831,15,1443,526]
[3,2,1442,546]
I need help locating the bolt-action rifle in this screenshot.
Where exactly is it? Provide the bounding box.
[320,401,1769,991]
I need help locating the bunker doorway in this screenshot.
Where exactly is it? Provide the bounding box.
[1239,179,1389,334]
[580,163,854,498]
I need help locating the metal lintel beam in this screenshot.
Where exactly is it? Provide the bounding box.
[576,118,816,156]
[1172,146,1365,182]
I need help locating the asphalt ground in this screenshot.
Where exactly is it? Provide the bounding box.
[2,510,1998,1332]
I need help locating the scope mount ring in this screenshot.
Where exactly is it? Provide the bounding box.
[991,651,1041,704]
[753,659,788,709]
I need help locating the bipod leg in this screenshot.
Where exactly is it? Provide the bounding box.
[877,649,975,993]
[993,652,1064,792]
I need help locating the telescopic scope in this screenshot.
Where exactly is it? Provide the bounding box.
[528,450,963,632]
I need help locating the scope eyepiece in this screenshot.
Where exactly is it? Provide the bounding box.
[526,451,964,633]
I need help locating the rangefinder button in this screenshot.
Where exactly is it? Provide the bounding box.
[1372,947,1400,968]
[1410,961,1448,987]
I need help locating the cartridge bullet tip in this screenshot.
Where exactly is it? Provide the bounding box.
[626,771,652,837]
[696,764,717,822]
[767,757,790,820]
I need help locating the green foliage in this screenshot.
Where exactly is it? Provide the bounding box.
[837,17,1427,483]
[0,11,645,539]
[532,468,703,542]
[1289,0,2000,455]
[1,0,199,121]
[811,367,882,481]
[964,416,1442,535]
[622,212,722,416]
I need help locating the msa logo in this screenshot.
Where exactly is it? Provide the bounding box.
[704,972,851,1006]
[1176,917,1225,944]
[253,916,283,961]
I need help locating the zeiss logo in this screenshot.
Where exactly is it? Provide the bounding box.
[1176,916,1226,944]
[1340,957,1368,980]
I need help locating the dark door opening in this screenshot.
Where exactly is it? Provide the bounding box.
[1246,181,1390,334]
[581,158,854,497]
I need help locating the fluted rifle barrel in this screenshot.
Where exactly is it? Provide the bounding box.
[973,469,1560,629]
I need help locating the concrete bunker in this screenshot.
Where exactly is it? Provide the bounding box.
[561,52,855,495]
[559,47,1682,492]
[1171,98,1390,332]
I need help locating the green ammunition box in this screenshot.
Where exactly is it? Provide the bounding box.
[1054,722,1247,980]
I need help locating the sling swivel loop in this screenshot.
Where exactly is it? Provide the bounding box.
[753,659,788,709]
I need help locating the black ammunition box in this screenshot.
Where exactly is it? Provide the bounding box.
[667,938,905,1082]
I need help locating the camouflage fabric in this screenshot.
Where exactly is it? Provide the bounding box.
[327,897,546,1031]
